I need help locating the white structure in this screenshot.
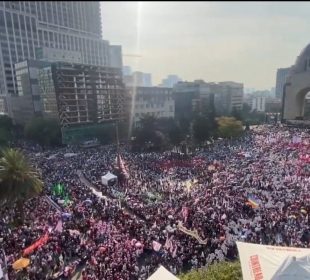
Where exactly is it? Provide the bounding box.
[147,266,180,280]
[128,86,174,127]
[251,92,266,112]
[283,44,310,120]
[101,172,117,186]
[237,241,310,280]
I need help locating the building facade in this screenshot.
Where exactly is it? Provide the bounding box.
[173,80,212,122]
[214,82,243,115]
[275,67,291,99]
[11,59,50,124]
[160,74,182,88]
[128,86,174,127]
[251,95,266,112]
[173,80,243,121]
[0,1,122,115]
[13,60,126,143]
[124,71,152,87]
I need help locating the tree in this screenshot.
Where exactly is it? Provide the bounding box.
[0,148,43,223]
[156,117,184,145]
[0,115,14,147]
[24,117,61,147]
[0,115,13,131]
[179,261,242,280]
[217,117,243,138]
[132,115,172,151]
[231,107,243,122]
[193,115,211,143]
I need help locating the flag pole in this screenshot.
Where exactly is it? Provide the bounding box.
[115,122,120,169]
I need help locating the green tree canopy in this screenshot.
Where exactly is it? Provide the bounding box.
[0,148,43,223]
[193,115,211,143]
[24,117,61,147]
[217,117,243,138]
[179,261,242,280]
[0,115,14,148]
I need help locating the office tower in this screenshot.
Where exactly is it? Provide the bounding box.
[275,67,291,99]
[0,1,122,115]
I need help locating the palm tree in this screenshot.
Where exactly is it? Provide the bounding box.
[0,148,43,223]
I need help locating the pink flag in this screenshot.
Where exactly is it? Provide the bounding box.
[55,220,63,233]
[169,241,174,254]
[181,206,189,222]
[172,244,178,258]
[152,241,162,252]
[164,236,170,250]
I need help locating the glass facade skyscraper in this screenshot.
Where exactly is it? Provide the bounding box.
[0,1,121,115]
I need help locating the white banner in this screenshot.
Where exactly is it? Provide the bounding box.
[236,241,310,280]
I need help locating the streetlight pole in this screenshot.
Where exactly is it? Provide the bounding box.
[1,249,9,280]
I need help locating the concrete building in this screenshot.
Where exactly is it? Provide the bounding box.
[12,60,126,143]
[282,44,310,121]
[0,1,122,115]
[160,75,182,88]
[251,94,266,112]
[124,71,152,87]
[10,59,50,124]
[35,47,82,64]
[213,81,244,115]
[173,80,211,123]
[266,98,281,113]
[173,80,243,120]
[128,86,174,127]
[122,65,132,76]
[275,67,291,99]
[109,45,123,69]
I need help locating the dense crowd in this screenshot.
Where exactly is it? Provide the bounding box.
[0,125,309,279]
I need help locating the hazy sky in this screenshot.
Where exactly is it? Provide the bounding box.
[100,1,310,90]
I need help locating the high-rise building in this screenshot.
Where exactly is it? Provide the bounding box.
[0,1,122,115]
[275,67,291,99]
[122,65,132,76]
[123,71,152,87]
[160,74,182,88]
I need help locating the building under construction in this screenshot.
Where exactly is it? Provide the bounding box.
[38,62,127,144]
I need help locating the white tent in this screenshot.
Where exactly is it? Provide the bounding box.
[64,153,77,158]
[147,266,180,280]
[271,255,310,280]
[237,242,310,280]
[101,172,117,186]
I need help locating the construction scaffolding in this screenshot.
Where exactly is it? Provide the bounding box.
[52,62,126,128]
